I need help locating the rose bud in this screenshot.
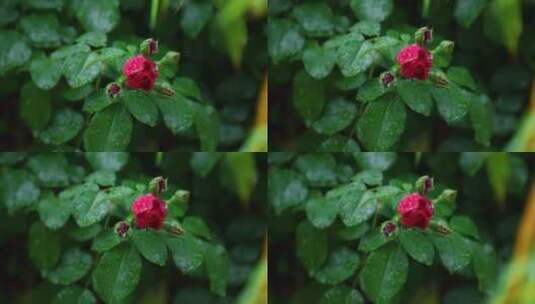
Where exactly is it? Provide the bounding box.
[415,27,433,46]
[380,71,395,87]
[381,221,397,237]
[115,221,130,238]
[131,194,168,230]
[415,175,434,195]
[140,38,159,56]
[149,176,167,195]
[122,55,159,91]
[106,82,121,99]
[397,193,434,229]
[396,44,433,80]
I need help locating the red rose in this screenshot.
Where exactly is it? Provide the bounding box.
[122,55,159,91]
[397,193,434,229]
[396,44,433,80]
[132,194,167,230]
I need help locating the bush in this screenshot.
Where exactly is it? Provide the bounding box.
[268,0,535,151]
[0,0,267,151]
[0,152,266,303]
[268,152,532,303]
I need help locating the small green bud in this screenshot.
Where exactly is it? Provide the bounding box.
[430,219,451,235]
[434,189,457,205]
[168,190,190,205]
[159,51,180,66]
[164,219,184,236]
[432,40,455,67]
[429,70,449,87]
[155,81,175,96]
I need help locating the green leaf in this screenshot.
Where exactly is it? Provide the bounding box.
[84,104,133,151]
[83,90,112,114]
[318,136,361,152]
[268,168,308,214]
[29,153,70,187]
[432,85,470,124]
[60,183,105,227]
[164,234,204,273]
[302,42,336,79]
[29,52,62,90]
[356,94,406,151]
[321,287,364,304]
[86,152,128,172]
[63,51,102,88]
[473,243,497,292]
[338,40,378,77]
[68,224,102,242]
[91,229,122,253]
[337,222,370,241]
[396,80,433,116]
[183,217,212,240]
[0,169,40,214]
[123,90,159,127]
[360,243,408,303]
[296,221,327,273]
[314,247,359,285]
[358,229,390,252]
[37,108,84,145]
[132,230,168,266]
[93,244,141,303]
[19,14,62,49]
[312,98,357,135]
[292,2,335,37]
[204,244,230,297]
[483,0,522,55]
[450,216,479,239]
[190,152,222,177]
[460,152,489,176]
[350,0,393,22]
[0,30,32,75]
[295,154,337,187]
[326,182,367,226]
[267,18,305,64]
[84,170,116,187]
[399,229,434,265]
[29,222,60,271]
[432,233,473,273]
[25,0,63,10]
[357,78,389,102]
[180,0,213,39]
[20,82,52,131]
[448,67,478,91]
[486,153,511,203]
[293,70,325,124]
[38,192,71,230]
[53,287,96,304]
[76,0,120,33]
[76,31,107,47]
[156,94,195,134]
[352,170,383,186]
[306,195,338,229]
[455,0,487,27]
[194,104,219,151]
[470,95,493,147]
[45,248,92,285]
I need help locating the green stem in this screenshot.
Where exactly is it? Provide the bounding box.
[150,0,159,30]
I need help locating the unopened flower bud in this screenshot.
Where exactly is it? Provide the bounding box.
[168,190,190,205]
[380,72,395,87]
[115,221,130,238]
[415,175,434,195]
[382,221,397,237]
[106,83,121,99]
[155,82,175,96]
[149,176,167,195]
[432,40,455,67]
[164,219,184,236]
[159,51,180,66]
[415,27,433,46]
[434,189,457,206]
[140,38,159,56]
